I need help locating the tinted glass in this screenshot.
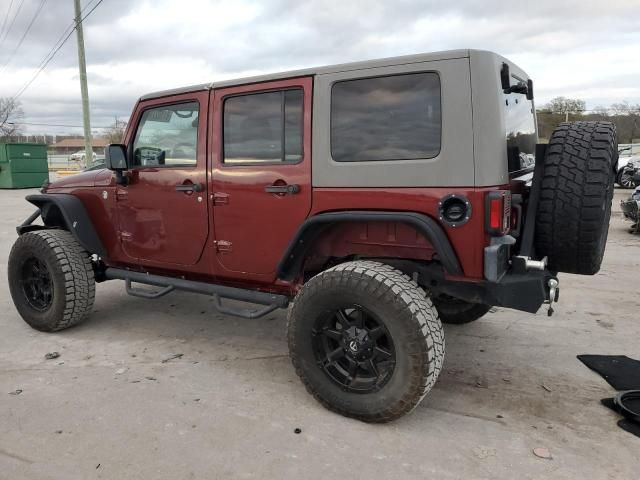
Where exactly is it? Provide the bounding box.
[331,73,441,162]
[132,102,199,167]
[504,83,536,173]
[223,89,303,164]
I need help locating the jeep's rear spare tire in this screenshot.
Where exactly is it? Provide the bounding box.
[287,261,444,423]
[8,230,95,332]
[535,121,617,275]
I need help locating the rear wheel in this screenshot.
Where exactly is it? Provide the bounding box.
[288,261,444,423]
[8,230,95,332]
[433,295,491,325]
[535,121,617,274]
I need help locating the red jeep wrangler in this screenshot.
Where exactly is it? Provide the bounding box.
[9,50,617,422]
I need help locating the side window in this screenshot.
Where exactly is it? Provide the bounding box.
[331,73,441,162]
[132,102,199,167]
[223,89,303,164]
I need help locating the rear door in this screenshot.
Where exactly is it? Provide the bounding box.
[117,91,210,266]
[210,77,312,278]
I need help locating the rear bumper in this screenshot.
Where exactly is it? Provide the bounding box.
[480,270,554,313]
[417,256,556,314]
[435,269,555,314]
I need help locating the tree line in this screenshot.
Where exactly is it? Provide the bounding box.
[537,97,639,143]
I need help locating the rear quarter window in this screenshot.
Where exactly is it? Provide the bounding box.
[330,72,441,162]
[504,85,536,174]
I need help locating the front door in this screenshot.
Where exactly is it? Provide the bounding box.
[116,92,210,266]
[210,77,312,278]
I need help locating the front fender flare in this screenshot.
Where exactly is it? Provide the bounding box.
[276,211,462,281]
[18,193,106,257]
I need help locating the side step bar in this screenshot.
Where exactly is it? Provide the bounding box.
[103,268,290,320]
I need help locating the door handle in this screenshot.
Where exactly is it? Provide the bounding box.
[264,184,300,194]
[175,182,203,193]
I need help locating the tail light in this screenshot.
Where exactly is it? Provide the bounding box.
[485,190,511,235]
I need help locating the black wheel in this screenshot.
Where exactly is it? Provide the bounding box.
[288,261,444,423]
[433,295,491,325]
[535,121,617,275]
[616,167,637,189]
[8,230,95,332]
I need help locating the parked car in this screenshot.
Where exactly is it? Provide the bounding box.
[616,147,640,189]
[69,150,97,163]
[9,50,617,422]
[621,182,640,232]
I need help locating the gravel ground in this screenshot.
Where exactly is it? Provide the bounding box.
[0,187,638,480]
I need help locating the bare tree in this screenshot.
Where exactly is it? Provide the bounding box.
[104,118,127,144]
[0,97,24,137]
[592,105,609,116]
[542,97,586,115]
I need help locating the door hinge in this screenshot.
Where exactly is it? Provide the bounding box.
[212,192,229,206]
[214,240,233,253]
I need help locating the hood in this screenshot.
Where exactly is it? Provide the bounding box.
[46,169,104,190]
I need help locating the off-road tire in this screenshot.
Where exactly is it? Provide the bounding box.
[8,230,95,332]
[535,121,617,275]
[433,296,492,325]
[287,260,444,423]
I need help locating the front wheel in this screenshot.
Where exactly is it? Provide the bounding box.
[8,230,95,332]
[287,261,444,423]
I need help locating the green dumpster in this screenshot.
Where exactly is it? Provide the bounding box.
[0,143,49,189]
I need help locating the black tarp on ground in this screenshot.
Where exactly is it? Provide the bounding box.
[578,355,640,439]
[577,355,640,390]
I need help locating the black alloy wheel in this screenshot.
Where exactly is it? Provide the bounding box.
[312,305,395,393]
[20,257,54,311]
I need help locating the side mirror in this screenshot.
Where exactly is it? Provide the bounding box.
[105,144,128,185]
[105,144,128,170]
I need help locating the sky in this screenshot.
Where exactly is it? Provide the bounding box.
[0,0,639,135]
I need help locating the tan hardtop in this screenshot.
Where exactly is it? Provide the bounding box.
[139,48,473,101]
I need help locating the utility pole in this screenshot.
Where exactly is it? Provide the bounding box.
[73,0,92,167]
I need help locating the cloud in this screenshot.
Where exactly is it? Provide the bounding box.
[0,0,638,133]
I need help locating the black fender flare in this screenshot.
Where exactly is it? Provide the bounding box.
[276,211,462,281]
[18,193,106,257]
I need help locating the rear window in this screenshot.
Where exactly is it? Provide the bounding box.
[504,83,536,174]
[223,89,303,164]
[331,72,441,162]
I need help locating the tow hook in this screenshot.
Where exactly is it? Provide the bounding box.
[546,278,559,317]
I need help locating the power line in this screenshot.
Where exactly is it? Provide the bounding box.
[11,0,104,100]
[0,0,16,41]
[8,121,112,128]
[0,0,26,49]
[0,0,48,73]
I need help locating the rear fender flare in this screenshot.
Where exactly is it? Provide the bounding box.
[18,193,106,257]
[276,211,462,281]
